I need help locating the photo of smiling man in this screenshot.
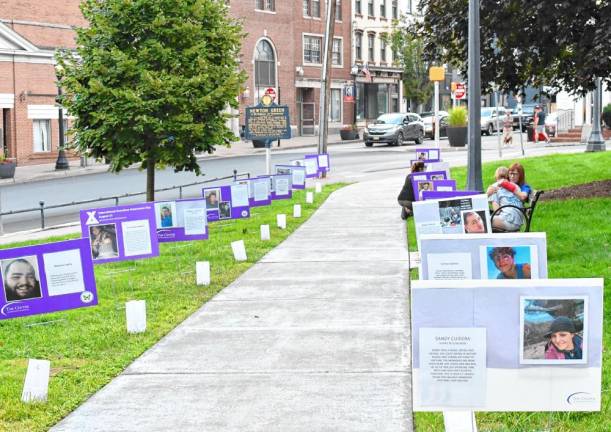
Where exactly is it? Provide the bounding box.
[2,256,42,302]
[487,246,532,279]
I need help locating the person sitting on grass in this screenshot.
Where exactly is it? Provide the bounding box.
[486,166,525,232]
[397,161,426,220]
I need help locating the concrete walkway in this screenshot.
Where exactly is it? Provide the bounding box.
[52,175,413,431]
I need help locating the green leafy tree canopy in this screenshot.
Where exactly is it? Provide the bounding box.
[58,0,246,200]
[415,0,610,95]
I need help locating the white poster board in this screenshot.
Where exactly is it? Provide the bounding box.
[412,279,603,412]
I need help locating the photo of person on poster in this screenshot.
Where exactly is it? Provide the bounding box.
[89,224,119,260]
[521,297,586,364]
[219,202,231,219]
[488,246,531,279]
[418,181,433,199]
[159,206,173,228]
[205,190,220,209]
[462,210,488,234]
[2,256,42,302]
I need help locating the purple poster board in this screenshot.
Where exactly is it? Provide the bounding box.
[203,184,251,222]
[80,203,160,264]
[0,238,98,320]
[411,170,449,201]
[271,174,292,200]
[414,147,441,163]
[422,190,481,200]
[248,177,272,207]
[303,154,320,178]
[275,165,306,190]
[154,198,208,243]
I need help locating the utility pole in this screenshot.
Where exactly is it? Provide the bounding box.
[586,77,606,152]
[466,0,482,192]
[317,0,337,179]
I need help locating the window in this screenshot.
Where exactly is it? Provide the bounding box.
[368,33,375,62]
[392,0,398,19]
[332,38,342,66]
[380,0,386,18]
[355,32,363,60]
[255,40,276,87]
[303,0,320,17]
[335,0,342,20]
[256,0,275,11]
[380,37,387,62]
[33,119,51,152]
[303,35,322,64]
[368,0,374,17]
[330,89,341,122]
[355,0,362,14]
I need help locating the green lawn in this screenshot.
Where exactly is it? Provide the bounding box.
[0,184,344,432]
[410,151,611,431]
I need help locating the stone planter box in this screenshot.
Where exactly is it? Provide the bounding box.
[339,129,359,140]
[447,126,468,147]
[0,161,16,179]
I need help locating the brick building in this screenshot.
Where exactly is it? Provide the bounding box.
[0,1,85,165]
[229,0,353,136]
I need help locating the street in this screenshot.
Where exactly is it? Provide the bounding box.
[1,135,584,234]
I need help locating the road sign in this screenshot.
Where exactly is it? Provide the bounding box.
[454,83,466,100]
[264,87,276,101]
[429,66,445,81]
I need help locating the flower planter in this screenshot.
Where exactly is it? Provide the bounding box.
[339,129,359,140]
[447,126,468,147]
[0,161,16,179]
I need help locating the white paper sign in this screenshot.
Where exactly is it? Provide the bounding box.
[231,240,247,261]
[196,261,210,286]
[121,219,152,257]
[318,154,329,168]
[306,192,314,204]
[443,411,478,432]
[417,221,442,236]
[231,183,250,207]
[304,158,318,176]
[126,300,147,333]
[253,180,269,201]
[426,253,472,280]
[260,224,271,241]
[293,204,302,218]
[292,169,305,186]
[315,182,322,193]
[419,328,487,407]
[275,177,290,196]
[277,214,287,229]
[42,249,85,296]
[183,208,206,235]
[21,359,50,403]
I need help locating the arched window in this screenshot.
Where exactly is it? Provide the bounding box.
[255,40,276,87]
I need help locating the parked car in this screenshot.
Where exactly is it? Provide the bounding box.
[480,106,507,135]
[363,113,425,147]
[545,112,558,137]
[420,111,449,138]
[512,103,538,131]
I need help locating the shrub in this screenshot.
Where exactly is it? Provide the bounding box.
[447,106,468,127]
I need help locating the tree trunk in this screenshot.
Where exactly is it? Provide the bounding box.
[146,157,155,202]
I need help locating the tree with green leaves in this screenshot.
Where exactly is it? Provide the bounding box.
[414,0,610,96]
[57,0,245,201]
[388,22,432,112]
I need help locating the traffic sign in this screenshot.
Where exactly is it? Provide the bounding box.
[264,87,276,101]
[454,83,466,100]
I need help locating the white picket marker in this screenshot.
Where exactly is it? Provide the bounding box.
[196,261,210,286]
[315,182,322,193]
[443,411,478,432]
[231,240,247,261]
[293,204,302,218]
[126,300,147,334]
[21,359,50,403]
[277,214,287,229]
[260,224,271,241]
[306,191,314,204]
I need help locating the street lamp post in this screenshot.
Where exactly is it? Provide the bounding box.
[351,64,359,127]
[586,77,606,152]
[54,74,69,171]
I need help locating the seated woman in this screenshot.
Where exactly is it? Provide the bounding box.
[397,161,426,220]
[507,162,531,203]
[544,316,583,360]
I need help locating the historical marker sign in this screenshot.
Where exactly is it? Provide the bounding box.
[244,103,291,141]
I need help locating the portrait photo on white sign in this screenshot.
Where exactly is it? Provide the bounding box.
[2,256,42,302]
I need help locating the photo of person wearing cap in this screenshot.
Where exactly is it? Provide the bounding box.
[544,316,583,360]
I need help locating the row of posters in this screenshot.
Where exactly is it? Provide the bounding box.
[1,157,330,320]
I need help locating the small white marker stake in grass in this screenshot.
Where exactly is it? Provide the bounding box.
[126,300,147,334]
[22,359,50,403]
[315,182,322,193]
[231,240,247,261]
[293,204,302,218]
[306,191,314,204]
[260,224,271,241]
[196,261,210,286]
[277,214,287,229]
